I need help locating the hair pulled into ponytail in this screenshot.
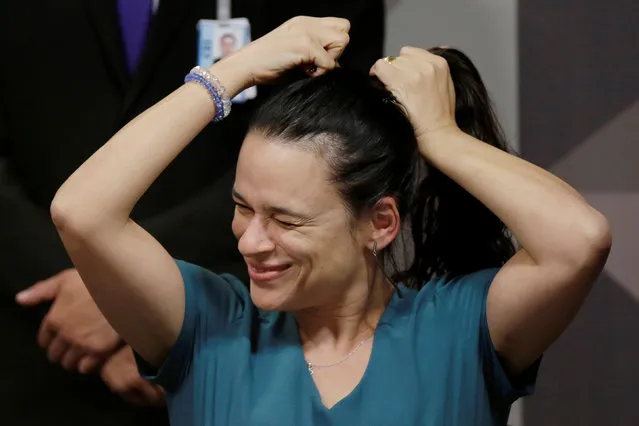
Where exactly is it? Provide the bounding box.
[397,47,516,288]
[249,47,516,289]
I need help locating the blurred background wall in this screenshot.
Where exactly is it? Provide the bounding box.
[385,0,639,425]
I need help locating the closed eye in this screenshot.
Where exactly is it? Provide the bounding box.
[274,218,301,228]
[233,201,253,213]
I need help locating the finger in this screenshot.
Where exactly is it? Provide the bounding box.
[369,57,386,76]
[61,346,86,371]
[399,45,426,58]
[322,17,351,33]
[406,46,449,75]
[306,44,337,76]
[78,354,102,374]
[37,320,56,348]
[120,387,148,406]
[47,336,69,363]
[16,276,61,306]
[369,57,400,82]
[118,381,154,407]
[148,385,166,407]
[135,381,166,407]
[123,393,148,406]
[155,385,166,403]
[323,30,350,61]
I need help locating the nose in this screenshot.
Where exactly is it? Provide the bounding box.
[238,215,276,257]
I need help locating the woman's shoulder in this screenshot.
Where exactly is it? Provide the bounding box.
[426,267,500,298]
[175,259,252,322]
[393,267,500,324]
[176,259,295,325]
[176,259,247,289]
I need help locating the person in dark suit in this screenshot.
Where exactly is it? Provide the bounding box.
[0,1,384,425]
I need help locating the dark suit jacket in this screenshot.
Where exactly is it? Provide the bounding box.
[0,0,384,425]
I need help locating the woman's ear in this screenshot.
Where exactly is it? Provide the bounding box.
[367,196,400,253]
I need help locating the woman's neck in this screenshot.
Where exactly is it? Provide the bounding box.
[294,274,395,352]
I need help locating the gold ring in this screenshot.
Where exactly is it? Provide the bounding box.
[383,56,396,64]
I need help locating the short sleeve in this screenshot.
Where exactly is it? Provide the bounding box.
[135,259,250,392]
[473,269,541,403]
[433,268,541,404]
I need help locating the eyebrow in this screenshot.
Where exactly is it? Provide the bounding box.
[231,189,314,222]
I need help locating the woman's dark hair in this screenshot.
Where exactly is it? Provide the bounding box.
[249,48,516,289]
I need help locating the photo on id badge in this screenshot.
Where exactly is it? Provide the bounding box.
[197,17,257,103]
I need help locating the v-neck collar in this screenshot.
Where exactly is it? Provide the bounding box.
[284,288,406,413]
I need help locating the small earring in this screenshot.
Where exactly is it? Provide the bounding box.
[372,241,378,257]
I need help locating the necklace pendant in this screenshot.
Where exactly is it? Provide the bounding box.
[307,362,314,375]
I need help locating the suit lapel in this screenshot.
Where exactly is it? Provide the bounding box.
[84,0,130,92]
[123,0,197,113]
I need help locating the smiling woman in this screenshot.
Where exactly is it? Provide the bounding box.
[231,129,378,312]
[50,16,610,426]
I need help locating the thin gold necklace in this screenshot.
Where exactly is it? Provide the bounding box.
[305,335,374,375]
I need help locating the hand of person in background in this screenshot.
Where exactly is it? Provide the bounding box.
[16,268,122,373]
[101,345,165,407]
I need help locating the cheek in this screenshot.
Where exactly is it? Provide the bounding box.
[324,232,360,269]
[270,229,309,260]
[231,211,248,240]
[298,227,360,272]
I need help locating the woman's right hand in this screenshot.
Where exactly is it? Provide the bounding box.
[210,16,350,96]
[370,47,458,146]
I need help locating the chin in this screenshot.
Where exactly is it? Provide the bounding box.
[246,264,302,311]
[249,275,304,312]
[249,282,289,311]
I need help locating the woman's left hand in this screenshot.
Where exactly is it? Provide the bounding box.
[370,47,458,140]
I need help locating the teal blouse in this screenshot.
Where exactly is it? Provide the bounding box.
[137,260,539,425]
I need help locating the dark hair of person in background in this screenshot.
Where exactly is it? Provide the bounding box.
[250,47,516,289]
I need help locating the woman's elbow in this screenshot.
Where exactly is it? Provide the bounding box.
[51,193,79,236]
[570,209,612,271]
[50,191,98,239]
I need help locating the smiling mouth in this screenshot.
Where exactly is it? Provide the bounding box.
[247,263,292,282]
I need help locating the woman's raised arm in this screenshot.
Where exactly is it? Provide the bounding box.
[372,47,611,376]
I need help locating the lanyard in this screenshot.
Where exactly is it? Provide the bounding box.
[217,0,231,20]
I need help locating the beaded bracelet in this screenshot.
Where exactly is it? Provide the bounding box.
[184,66,231,122]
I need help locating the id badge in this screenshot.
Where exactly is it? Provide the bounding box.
[196,17,257,103]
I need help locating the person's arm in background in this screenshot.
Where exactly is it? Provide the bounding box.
[132,0,385,269]
[2,100,165,405]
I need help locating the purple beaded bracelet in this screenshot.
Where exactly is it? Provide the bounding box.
[184,66,231,122]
